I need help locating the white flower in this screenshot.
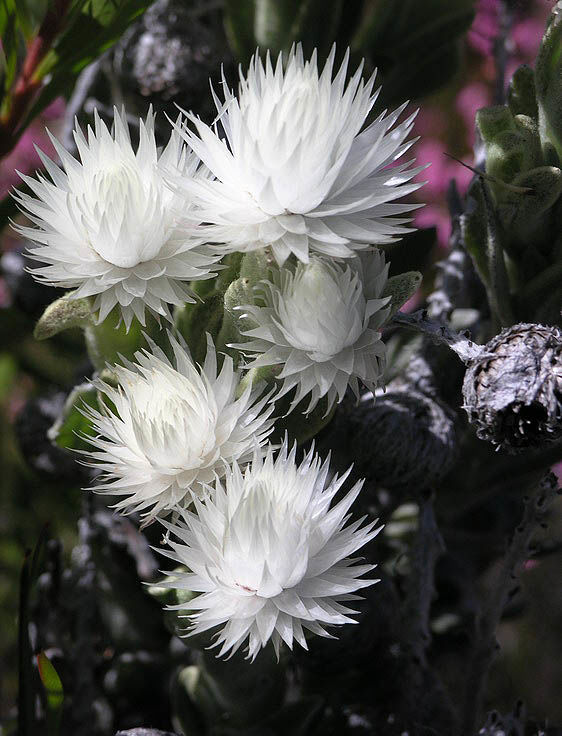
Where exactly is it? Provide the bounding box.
[14,108,220,330]
[176,45,423,265]
[160,440,382,660]
[82,334,274,519]
[231,251,390,414]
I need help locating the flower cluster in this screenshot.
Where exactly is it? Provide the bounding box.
[18,46,422,658]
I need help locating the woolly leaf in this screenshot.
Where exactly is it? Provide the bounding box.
[34,292,92,340]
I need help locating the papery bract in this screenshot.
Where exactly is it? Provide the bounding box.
[176,45,424,265]
[159,440,381,660]
[231,251,390,414]
[14,108,219,329]
[82,335,274,519]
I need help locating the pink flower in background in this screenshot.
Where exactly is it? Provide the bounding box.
[456,82,491,142]
[0,99,65,200]
[468,0,498,56]
[411,0,550,249]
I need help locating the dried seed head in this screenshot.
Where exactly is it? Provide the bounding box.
[463,323,562,452]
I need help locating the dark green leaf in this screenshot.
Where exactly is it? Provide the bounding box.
[0,1,21,100]
[20,0,153,134]
[224,0,256,64]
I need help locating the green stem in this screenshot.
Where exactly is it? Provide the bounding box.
[460,473,560,736]
[480,181,516,327]
[17,552,33,736]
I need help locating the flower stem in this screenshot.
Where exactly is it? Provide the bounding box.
[480,180,516,328]
[460,472,560,736]
[392,309,483,363]
[402,493,445,669]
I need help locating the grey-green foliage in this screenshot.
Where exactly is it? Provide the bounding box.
[465,25,562,327]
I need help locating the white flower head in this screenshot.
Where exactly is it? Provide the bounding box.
[14,107,220,329]
[176,45,424,265]
[82,334,275,519]
[160,439,382,660]
[231,250,390,414]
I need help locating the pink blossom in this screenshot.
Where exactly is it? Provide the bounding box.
[456,83,491,140]
[0,99,65,199]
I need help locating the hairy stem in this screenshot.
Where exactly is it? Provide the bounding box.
[392,309,483,363]
[480,180,515,328]
[402,494,445,669]
[460,472,560,736]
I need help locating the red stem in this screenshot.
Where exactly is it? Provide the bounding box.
[0,0,71,159]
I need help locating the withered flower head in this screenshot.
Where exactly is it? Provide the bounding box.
[463,323,562,452]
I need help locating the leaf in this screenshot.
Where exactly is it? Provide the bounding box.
[0,0,21,101]
[37,652,64,736]
[48,381,98,451]
[382,271,422,317]
[0,352,17,402]
[223,0,255,65]
[19,0,152,135]
[536,6,562,160]
[18,527,49,736]
[34,292,93,340]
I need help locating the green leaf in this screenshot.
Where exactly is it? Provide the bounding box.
[352,0,475,103]
[48,381,98,451]
[476,105,516,143]
[0,0,21,101]
[224,0,343,64]
[20,0,153,134]
[216,276,254,355]
[34,292,93,340]
[83,308,164,371]
[382,271,422,317]
[37,652,64,736]
[174,293,225,366]
[536,6,562,161]
[223,0,256,65]
[0,352,17,402]
[18,527,49,736]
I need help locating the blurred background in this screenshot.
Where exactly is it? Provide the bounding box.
[0,0,560,731]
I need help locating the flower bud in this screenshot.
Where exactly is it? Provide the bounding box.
[508,64,538,120]
[463,323,562,452]
[322,388,458,491]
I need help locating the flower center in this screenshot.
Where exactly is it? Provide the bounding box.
[279,261,365,359]
[222,480,310,596]
[127,369,217,472]
[78,161,169,269]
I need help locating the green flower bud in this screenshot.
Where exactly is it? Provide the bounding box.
[476,105,516,143]
[497,166,562,248]
[508,64,538,119]
[486,130,532,185]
